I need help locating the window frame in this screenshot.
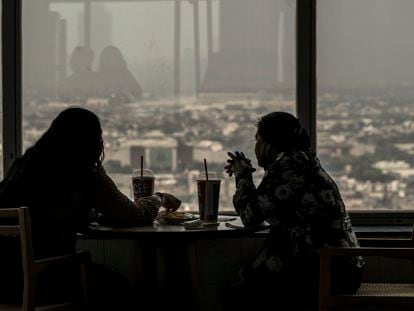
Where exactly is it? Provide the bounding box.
[2,0,412,223]
[2,0,22,174]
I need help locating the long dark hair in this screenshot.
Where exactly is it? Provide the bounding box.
[8,107,105,179]
[256,111,312,153]
[0,107,104,201]
[32,107,105,168]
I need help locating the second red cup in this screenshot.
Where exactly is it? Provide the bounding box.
[196,171,221,222]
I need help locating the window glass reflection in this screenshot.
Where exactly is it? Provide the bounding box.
[23,0,296,211]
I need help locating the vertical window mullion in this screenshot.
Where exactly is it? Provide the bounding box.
[2,0,22,174]
[296,0,317,150]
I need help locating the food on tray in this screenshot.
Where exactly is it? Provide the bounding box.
[158,210,198,224]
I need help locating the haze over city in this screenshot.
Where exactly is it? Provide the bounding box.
[4,0,414,211]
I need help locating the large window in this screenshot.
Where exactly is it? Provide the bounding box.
[22,0,296,211]
[317,0,414,211]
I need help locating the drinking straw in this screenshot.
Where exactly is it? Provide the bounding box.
[140,155,144,178]
[203,158,209,180]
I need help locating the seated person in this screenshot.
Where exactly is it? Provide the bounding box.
[58,46,99,102]
[0,107,180,310]
[224,112,364,311]
[96,45,143,103]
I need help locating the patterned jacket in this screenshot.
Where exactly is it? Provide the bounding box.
[233,149,364,279]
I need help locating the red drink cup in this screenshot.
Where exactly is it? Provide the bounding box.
[197,172,221,222]
[132,169,155,204]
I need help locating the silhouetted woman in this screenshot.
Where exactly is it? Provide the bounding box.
[0,107,179,309]
[225,112,364,311]
[97,45,142,102]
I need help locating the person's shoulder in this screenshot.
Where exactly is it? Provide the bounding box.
[272,150,309,167]
[267,152,286,171]
[269,150,318,175]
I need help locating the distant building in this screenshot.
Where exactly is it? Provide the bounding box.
[177,139,227,168]
[394,143,414,156]
[349,143,376,157]
[78,3,112,67]
[23,1,63,98]
[373,160,414,178]
[177,143,194,171]
[128,138,178,173]
[192,140,225,164]
[318,132,352,157]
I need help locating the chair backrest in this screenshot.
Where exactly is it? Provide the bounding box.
[0,207,35,282]
[319,222,414,310]
[1,207,89,311]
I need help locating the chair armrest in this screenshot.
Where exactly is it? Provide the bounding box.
[320,247,414,258]
[34,251,91,275]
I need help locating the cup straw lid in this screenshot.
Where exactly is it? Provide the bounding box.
[203,158,209,181]
[140,155,144,178]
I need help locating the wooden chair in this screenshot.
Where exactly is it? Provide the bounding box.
[0,207,91,311]
[319,226,414,311]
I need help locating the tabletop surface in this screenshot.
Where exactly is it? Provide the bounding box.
[78,215,413,240]
[79,216,271,239]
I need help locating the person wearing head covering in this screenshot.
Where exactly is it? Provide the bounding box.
[225,112,363,310]
[0,107,180,309]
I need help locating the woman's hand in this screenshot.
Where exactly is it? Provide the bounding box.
[155,192,181,212]
[224,151,256,178]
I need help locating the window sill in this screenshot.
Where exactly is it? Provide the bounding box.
[349,210,414,226]
[252,225,413,239]
[354,225,412,239]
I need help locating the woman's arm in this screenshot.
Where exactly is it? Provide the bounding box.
[91,167,162,227]
[233,176,265,227]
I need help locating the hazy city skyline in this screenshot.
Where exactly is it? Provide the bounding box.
[12,0,414,212]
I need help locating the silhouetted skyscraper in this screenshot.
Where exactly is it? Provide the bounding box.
[78,3,112,68]
[23,0,63,98]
